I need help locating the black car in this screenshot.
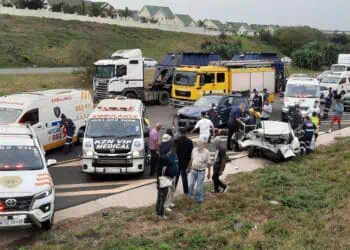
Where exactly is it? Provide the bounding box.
[176,94,250,129]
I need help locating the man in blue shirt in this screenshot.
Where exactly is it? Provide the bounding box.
[227,103,245,151]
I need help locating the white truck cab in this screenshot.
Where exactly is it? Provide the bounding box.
[81,96,149,175]
[320,72,350,96]
[93,49,144,102]
[0,89,93,151]
[0,124,56,230]
[282,78,320,121]
[331,64,350,74]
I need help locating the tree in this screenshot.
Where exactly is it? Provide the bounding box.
[90,3,102,17]
[197,20,205,27]
[330,32,349,46]
[81,0,86,15]
[16,0,44,9]
[201,39,241,60]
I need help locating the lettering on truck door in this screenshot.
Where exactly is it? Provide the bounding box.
[200,72,228,96]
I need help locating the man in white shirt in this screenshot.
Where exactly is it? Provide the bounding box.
[191,111,215,143]
[261,99,273,121]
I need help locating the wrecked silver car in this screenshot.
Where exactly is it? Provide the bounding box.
[240,121,301,161]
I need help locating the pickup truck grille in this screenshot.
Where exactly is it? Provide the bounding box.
[95,80,109,100]
[0,196,33,212]
[175,90,191,98]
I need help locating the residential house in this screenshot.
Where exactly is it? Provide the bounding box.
[117,9,140,21]
[175,14,196,27]
[226,22,246,33]
[139,5,175,25]
[238,23,257,36]
[86,1,118,18]
[203,19,225,31]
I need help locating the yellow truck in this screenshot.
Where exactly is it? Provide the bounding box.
[170,60,276,107]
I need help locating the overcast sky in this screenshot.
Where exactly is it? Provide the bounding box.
[100,0,349,30]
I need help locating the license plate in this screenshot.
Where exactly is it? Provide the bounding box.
[0,215,26,226]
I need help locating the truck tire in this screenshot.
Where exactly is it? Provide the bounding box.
[41,212,54,231]
[248,147,256,158]
[125,92,137,99]
[158,91,170,105]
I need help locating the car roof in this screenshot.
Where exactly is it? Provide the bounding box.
[0,124,36,146]
[287,78,319,85]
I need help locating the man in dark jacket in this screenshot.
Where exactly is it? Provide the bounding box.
[300,116,316,155]
[227,103,245,151]
[61,114,76,154]
[174,128,193,194]
[252,89,262,112]
[211,137,228,193]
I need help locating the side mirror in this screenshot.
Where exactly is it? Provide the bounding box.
[47,159,57,167]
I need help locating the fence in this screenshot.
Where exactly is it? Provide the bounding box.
[0,5,231,37]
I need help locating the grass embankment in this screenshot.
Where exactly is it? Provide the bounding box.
[0,15,279,68]
[0,69,155,95]
[21,138,350,250]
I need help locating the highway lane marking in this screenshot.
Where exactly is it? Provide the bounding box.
[56,179,156,197]
[55,181,137,190]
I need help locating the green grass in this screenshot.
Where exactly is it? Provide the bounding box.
[18,138,350,250]
[0,15,279,68]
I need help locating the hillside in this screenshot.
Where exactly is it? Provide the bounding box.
[0,15,279,67]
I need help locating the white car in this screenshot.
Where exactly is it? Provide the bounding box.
[317,70,331,82]
[0,124,56,230]
[143,57,158,67]
[240,121,301,161]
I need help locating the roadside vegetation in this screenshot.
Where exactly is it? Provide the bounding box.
[0,15,278,68]
[17,138,350,250]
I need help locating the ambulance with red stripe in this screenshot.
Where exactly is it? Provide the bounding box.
[81,96,150,175]
[0,124,56,230]
[0,89,93,151]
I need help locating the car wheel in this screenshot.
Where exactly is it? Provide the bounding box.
[125,92,137,99]
[248,147,255,158]
[41,212,54,231]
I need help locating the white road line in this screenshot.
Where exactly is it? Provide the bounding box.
[56,179,155,197]
[55,181,134,190]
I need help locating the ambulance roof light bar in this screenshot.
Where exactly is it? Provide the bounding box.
[209,60,274,68]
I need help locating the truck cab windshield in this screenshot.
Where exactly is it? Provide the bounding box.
[86,119,141,138]
[174,71,197,86]
[95,65,115,78]
[0,146,43,171]
[0,108,22,123]
[285,85,319,98]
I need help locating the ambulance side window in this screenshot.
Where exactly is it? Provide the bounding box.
[20,109,39,126]
[200,73,215,86]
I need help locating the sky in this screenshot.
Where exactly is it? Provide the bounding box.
[100,0,350,31]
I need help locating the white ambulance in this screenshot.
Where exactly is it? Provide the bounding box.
[0,89,93,151]
[0,124,56,230]
[81,96,149,175]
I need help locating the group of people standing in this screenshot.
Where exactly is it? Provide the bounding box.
[149,124,229,219]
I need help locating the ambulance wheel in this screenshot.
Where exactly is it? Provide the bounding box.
[248,147,256,158]
[41,212,54,231]
[125,92,137,99]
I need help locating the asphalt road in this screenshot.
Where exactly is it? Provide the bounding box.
[0,67,84,75]
[44,99,350,211]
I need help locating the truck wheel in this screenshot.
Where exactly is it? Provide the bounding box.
[41,212,54,231]
[248,147,256,158]
[125,92,137,99]
[159,91,170,105]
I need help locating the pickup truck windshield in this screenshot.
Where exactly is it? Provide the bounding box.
[95,65,115,78]
[285,84,319,98]
[0,108,22,123]
[174,71,197,86]
[0,146,43,171]
[86,119,141,138]
[321,77,340,84]
[194,96,221,108]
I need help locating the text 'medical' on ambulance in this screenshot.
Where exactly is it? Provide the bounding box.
[170,60,276,108]
[81,96,149,175]
[0,124,56,230]
[0,89,93,151]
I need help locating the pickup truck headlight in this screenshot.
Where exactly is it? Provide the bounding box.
[132,151,144,158]
[34,187,53,200]
[84,150,94,158]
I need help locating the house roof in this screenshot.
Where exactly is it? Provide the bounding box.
[206,19,225,30]
[141,5,175,19]
[175,14,194,26]
[240,23,255,32]
[226,22,247,31]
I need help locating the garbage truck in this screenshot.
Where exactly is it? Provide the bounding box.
[93,49,221,104]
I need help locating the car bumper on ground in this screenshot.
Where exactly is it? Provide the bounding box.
[81,157,145,175]
[177,118,198,129]
[169,98,195,108]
